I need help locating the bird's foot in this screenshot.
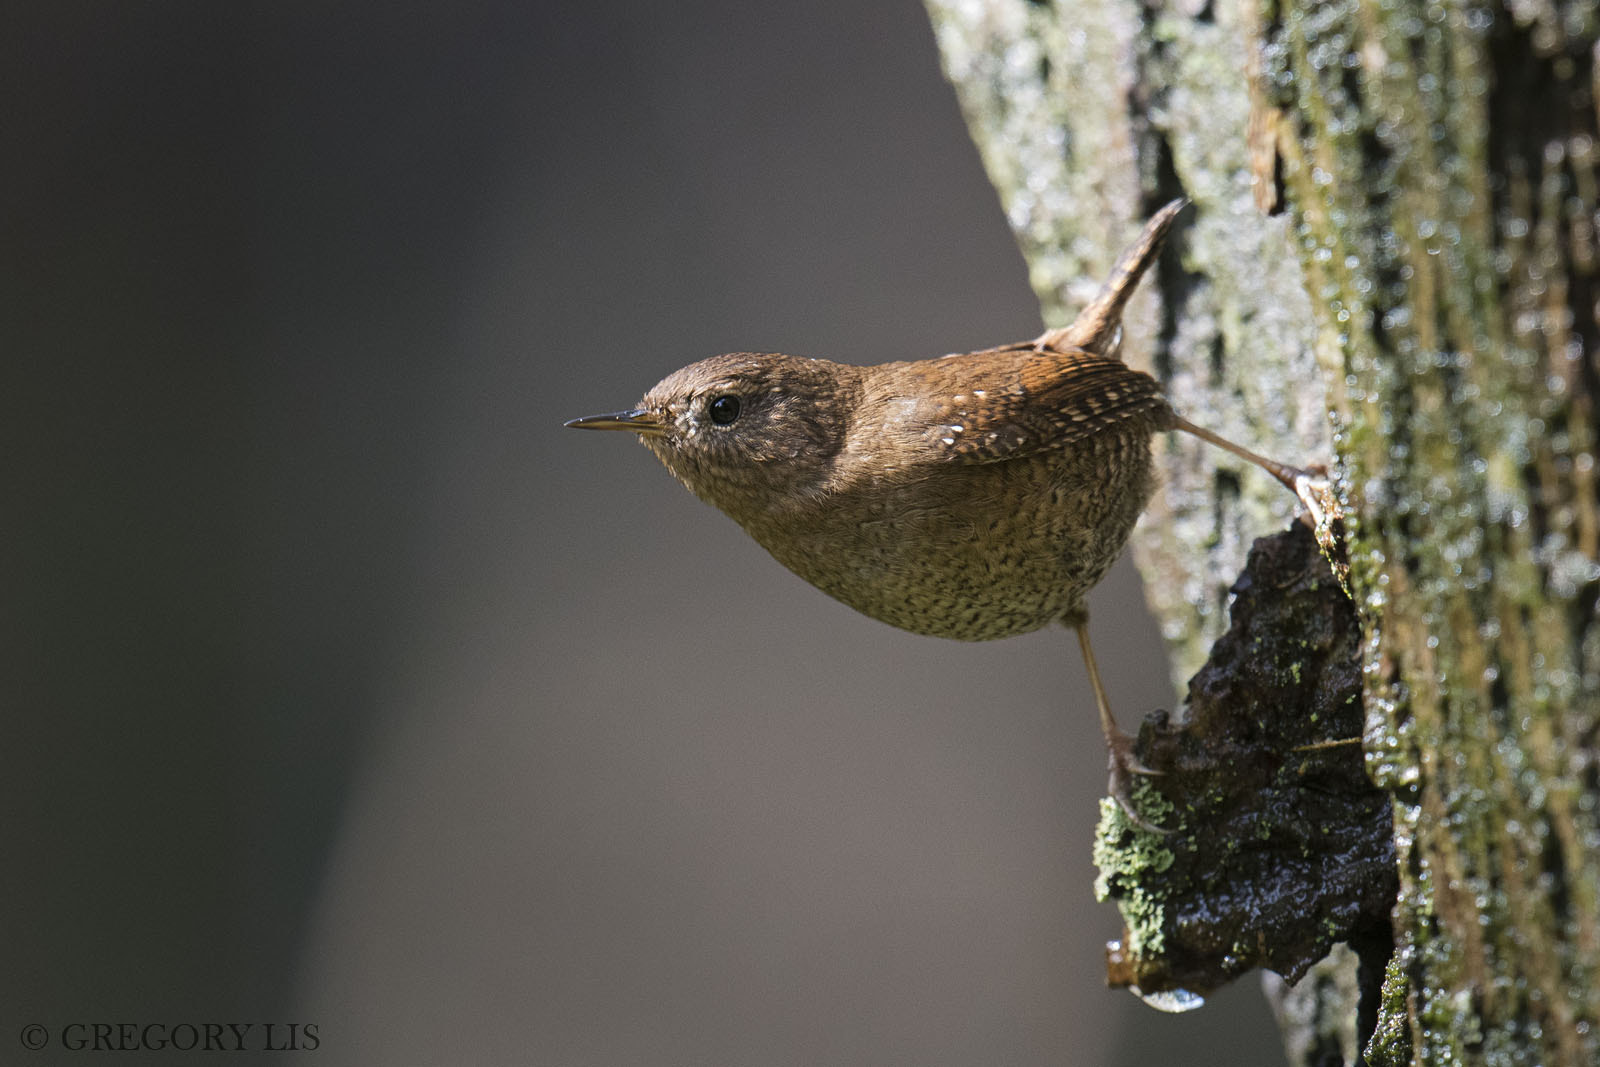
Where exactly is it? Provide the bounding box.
[1284,463,1338,527]
[1284,464,1351,596]
[1290,465,1327,526]
[1106,730,1171,834]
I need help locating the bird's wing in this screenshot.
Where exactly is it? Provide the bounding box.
[919,344,1169,464]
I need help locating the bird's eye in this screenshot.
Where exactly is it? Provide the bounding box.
[708,395,741,425]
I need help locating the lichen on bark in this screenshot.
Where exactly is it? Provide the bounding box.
[926,0,1600,1064]
[1263,1,1600,1061]
[1094,523,1394,1015]
[925,0,1334,685]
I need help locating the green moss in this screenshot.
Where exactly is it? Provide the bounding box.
[1361,951,1413,1067]
[929,0,1600,1059]
[1267,0,1600,1059]
[1092,786,1179,956]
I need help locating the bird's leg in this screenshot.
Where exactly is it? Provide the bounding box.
[1169,415,1332,526]
[1169,414,1350,594]
[1073,620,1167,833]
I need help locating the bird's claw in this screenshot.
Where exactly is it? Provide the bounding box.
[1286,463,1351,596]
[1287,462,1341,526]
[1106,731,1171,834]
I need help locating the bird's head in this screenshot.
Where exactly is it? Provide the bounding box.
[566,352,861,519]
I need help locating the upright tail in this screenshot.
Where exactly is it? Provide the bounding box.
[1033,197,1188,357]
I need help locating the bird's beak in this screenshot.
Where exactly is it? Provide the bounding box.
[563,408,668,437]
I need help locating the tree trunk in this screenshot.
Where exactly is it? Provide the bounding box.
[923,2,1600,1065]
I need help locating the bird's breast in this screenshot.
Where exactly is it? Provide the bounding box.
[734,437,1156,641]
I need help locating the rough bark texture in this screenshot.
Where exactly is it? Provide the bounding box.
[925,2,1600,1065]
[1095,523,1395,1008]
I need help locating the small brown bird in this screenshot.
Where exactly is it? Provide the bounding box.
[567,200,1320,826]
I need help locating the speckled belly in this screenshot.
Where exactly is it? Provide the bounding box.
[745,428,1158,641]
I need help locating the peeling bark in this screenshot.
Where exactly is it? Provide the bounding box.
[1095,523,1393,1017]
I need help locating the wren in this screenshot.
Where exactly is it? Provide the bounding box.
[567,199,1322,827]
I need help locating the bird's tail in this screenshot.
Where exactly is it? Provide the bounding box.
[1033,197,1188,358]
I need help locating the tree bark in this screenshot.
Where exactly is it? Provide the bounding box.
[924,2,1600,1065]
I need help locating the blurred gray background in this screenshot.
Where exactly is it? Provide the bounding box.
[5,1,1284,1063]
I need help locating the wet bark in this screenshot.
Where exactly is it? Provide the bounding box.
[924,1,1600,1064]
